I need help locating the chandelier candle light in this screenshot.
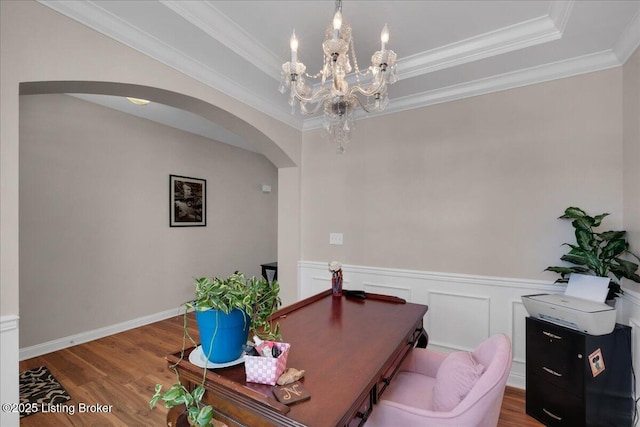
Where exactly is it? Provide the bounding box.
[279,0,398,153]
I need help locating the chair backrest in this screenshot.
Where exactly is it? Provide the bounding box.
[451,334,513,426]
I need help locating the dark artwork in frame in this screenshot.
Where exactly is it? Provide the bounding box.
[170,175,206,227]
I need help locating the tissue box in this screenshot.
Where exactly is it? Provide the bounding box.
[244,341,290,385]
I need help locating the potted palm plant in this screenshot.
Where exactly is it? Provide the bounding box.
[149,271,281,426]
[545,207,640,301]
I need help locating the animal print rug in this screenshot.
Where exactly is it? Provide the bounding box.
[19,366,71,418]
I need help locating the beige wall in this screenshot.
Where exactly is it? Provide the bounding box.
[301,69,624,281]
[623,46,640,295]
[18,94,278,347]
[1,4,301,419]
[0,0,302,322]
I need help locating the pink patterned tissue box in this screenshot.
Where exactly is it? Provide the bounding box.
[244,341,290,385]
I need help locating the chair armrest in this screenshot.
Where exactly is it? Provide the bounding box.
[400,348,447,378]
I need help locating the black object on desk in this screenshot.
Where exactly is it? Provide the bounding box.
[261,262,277,283]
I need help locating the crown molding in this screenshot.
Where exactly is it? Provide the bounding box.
[612,8,640,64]
[36,0,301,130]
[548,1,574,33]
[36,0,638,136]
[159,1,282,81]
[303,49,620,131]
[400,2,573,80]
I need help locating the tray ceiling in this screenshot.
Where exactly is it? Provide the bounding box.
[38,0,640,150]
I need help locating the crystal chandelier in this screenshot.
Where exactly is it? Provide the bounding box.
[279,0,398,153]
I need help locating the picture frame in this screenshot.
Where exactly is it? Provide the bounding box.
[170,175,206,227]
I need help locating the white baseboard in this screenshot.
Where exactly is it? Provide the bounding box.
[19,307,185,360]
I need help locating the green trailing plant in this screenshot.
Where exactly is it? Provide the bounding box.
[189,272,281,340]
[149,272,281,426]
[545,207,640,300]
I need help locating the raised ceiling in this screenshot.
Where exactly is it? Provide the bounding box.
[39,0,640,149]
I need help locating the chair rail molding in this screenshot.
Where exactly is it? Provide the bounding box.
[298,261,640,391]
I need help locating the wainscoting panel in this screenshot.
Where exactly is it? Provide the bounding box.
[618,286,640,417]
[428,291,490,351]
[630,318,640,417]
[299,261,640,390]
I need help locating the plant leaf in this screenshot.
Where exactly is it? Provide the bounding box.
[572,217,594,231]
[187,406,200,424]
[196,405,214,427]
[582,251,602,273]
[560,253,587,265]
[575,229,594,250]
[161,384,184,402]
[599,230,626,241]
[610,258,640,282]
[545,266,590,274]
[601,239,627,259]
[149,384,163,409]
[560,207,587,219]
[192,385,205,403]
[591,213,609,227]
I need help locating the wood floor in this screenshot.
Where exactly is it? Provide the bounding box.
[19,313,544,426]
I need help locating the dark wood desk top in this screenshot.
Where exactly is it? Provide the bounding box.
[168,290,428,427]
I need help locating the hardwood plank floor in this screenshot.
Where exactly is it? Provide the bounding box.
[19,314,543,426]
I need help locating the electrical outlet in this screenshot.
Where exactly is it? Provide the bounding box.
[329,233,343,245]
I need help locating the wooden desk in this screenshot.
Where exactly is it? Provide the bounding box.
[167,290,428,427]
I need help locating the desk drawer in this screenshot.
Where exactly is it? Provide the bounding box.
[376,328,421,401]
[527,377,584,426]
[526,318,584,394]
[526,357,583,395]
[348,390,373,427]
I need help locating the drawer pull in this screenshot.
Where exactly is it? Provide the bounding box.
[543,408,563,421]
[542,366,563,377]
[542,331,562,340]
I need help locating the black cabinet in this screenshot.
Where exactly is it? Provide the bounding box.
[526,317,634,426]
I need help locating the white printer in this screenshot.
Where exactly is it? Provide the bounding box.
[521,293,616,336]
[522,273,616,336]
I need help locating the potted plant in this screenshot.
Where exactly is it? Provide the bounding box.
[149,272,281,426]
[191,273,280,363]
[545,207,640,301]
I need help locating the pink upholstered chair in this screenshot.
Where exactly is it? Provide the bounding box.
[365,334,512,427]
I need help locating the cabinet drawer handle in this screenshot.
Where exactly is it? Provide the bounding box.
[542,366,563,377]
[543,408,562,421]
[542,331,562,340]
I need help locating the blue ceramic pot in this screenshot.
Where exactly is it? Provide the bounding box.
[195,308,249,363]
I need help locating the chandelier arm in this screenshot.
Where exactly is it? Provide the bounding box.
[291,83,333,105]
[352,94,373,113]
[299,100,326,115]
[348,75,387,98]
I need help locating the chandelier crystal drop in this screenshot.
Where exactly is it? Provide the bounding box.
[279,0,398,153]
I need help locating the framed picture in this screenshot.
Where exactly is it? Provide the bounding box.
[170,175,206,227]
